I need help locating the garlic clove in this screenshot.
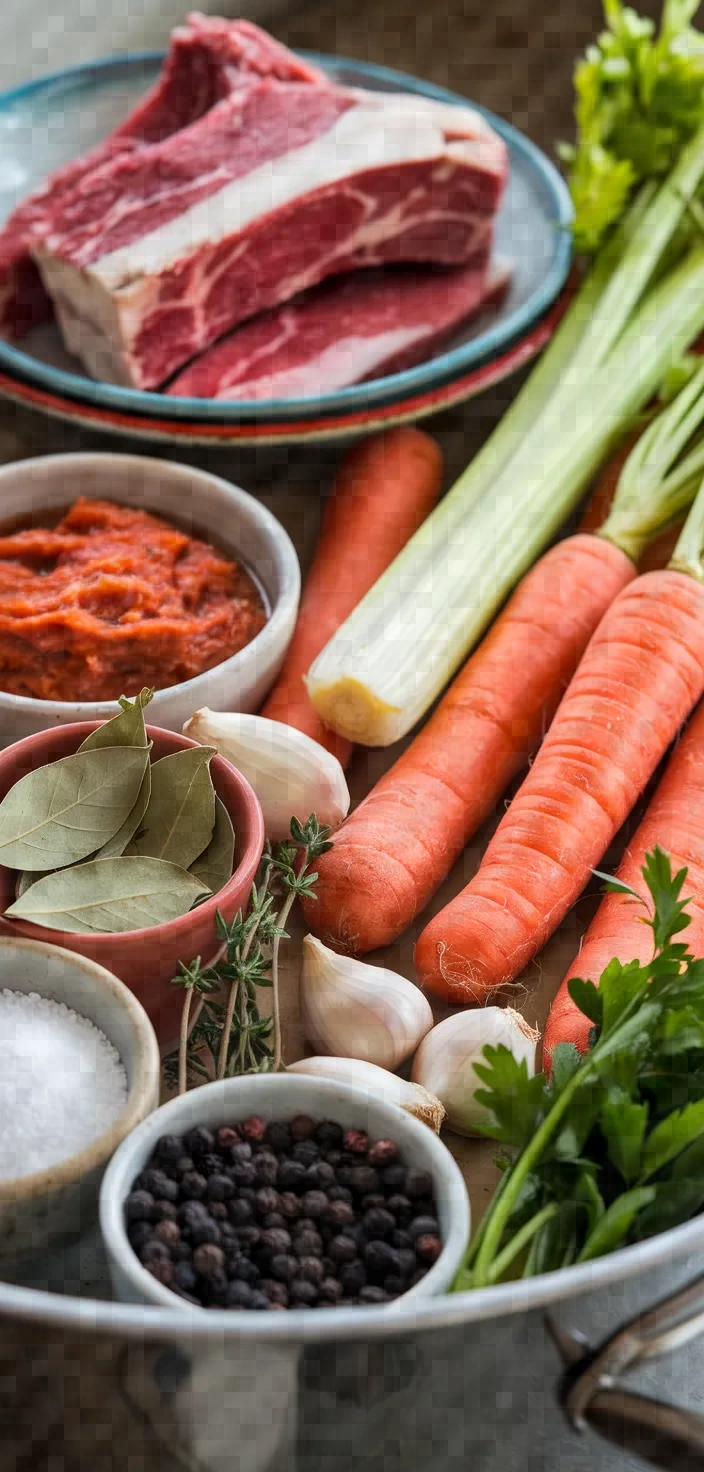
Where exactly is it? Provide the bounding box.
[183,709,350,841]
[301,934,433,1070]
[412,1007,539,1137]
[287,1055,446,1132]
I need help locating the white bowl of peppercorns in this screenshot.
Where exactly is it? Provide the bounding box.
[99,1073,470,1315]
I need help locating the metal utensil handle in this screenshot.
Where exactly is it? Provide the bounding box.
[554,1273,704,1470]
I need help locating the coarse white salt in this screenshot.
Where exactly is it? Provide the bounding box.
[0,989,128,1181]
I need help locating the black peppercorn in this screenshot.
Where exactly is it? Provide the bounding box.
[155,1134,183,1166]
[203,1270,229,1306]
[368,1139,399,1168]
[358,1285,388,1304]
[253,1152,279,1185]
[154,1220,181,1250]
[184,1125,215,1158]
[270,1254,298,1283]
[178,1200,209,1230]
[141,1169,179,1202]
[146,1257,175,1287]
[125,1189,155,1222]
[314,1120,343,1149]
[290,1115,315,1141]
[207,1173,234,1202]
[193,1243,226,1278]
[404,1169,433,1200]
[415,1234,442,1264]
[153,1199,179,1223]
[231,1161,256,1189]
[255,1187,280,1217]
[293,1231,323,1258]
[180,1172,208,1201]
[289,1278,318,1306]
[228,1256,260,1286]
[227,1198,253,1226]
[319,1276,343,1303]
[174,1261,198,1294]
[278,1192,301,1220]
[349,1166,380,1196]
[408,1216,440,1241]
[381,1164,407,1192]
[241,1115,267,1143]
[231,1142,253,1163]
[300,1190,328,1219]
[304,1160,335,1190]
[276,1159,307,1193]
[324,1199,355,1229]
[227,1280,256,1309]
[291,1140,320,1168]
[339,1260,366,1296]
[364,1240,398,1279]
[328,1234,358,1265]
[396,1249,417,1279]
[210,1203,228,1221]
[363,1207,395,1239]
[261,1279,289,1306]
[190,1218,222,1248]
[128,1220,154,1250]
[297,1256,324,1285]
[138,1238,170,1265]
[326,1185,352,1204]
[264,1121,291,1153]
[259,1228,292,1258]
[262,1212,286,1230]
[386,1194,413,1223]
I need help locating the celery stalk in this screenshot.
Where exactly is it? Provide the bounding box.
[307,246,704,745]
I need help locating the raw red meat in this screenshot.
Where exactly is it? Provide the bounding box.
[167,260,511,400]
[31,82,507,390]
[0,15,325,337]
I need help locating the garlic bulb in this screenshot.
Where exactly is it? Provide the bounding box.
[183,709,350,840]
[412,1008,539,1137]
[288,1055,445,1132]
[301,935,433,1069]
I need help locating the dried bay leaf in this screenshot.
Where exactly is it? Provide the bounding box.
[79,688,153,753]
[95,761,152,861]
[130,746,217,870]
[0,746,150,871]
[17,869,52,898]
[189,795,235,895]
[6,856,211,933]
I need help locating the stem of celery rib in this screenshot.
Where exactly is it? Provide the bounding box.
[272,888,297,1073]
[669,471,704,581]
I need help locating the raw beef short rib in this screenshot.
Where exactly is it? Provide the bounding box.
[167,260,511,400]
[30,82,508,389]
[0,15,325,337]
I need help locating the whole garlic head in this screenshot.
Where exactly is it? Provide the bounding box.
[183,709,349,841]
[301,934,433,1069]
[412,1007,539,1136]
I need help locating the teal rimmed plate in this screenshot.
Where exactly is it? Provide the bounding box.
[0,52,573,443]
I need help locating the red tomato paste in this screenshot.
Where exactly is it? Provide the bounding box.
[0,498,267,701]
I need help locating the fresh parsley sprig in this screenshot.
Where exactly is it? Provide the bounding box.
[168,814,332,1091]
[454,846,704,1289]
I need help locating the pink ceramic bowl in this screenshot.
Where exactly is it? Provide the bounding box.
[0,723,265,1045]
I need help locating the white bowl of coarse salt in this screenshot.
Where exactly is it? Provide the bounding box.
[0,937,160,1261]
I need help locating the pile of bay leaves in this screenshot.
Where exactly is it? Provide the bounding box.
[0,691,236,933]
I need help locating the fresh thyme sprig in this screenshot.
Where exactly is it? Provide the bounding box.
[168,814,332,1092]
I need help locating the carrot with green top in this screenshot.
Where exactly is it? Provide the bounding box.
[303,367,704,955]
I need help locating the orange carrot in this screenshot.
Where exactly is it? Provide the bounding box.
[261,428,443,766]
[415,568,704,1004]
[302,534,635,953]
[543,699,704,1064]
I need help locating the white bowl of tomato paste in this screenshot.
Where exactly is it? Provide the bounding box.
[0,452,300,742]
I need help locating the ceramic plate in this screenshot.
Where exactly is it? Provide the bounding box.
[0,53,573,444]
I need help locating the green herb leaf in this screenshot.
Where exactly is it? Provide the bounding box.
[0,746,149,871]
[5,856,210,933]
[641,847,692,950]
[78,689,153,752]
[600,957,648,1036]
[640,1098,704,1180]
[576,1186,656,1262]
[633,1177,704,1239]
[473,1046,549,1151]
[600,1087,649,1184]
[189,796,235,895]
[567,976,603,1025]
[130,747,217,870]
